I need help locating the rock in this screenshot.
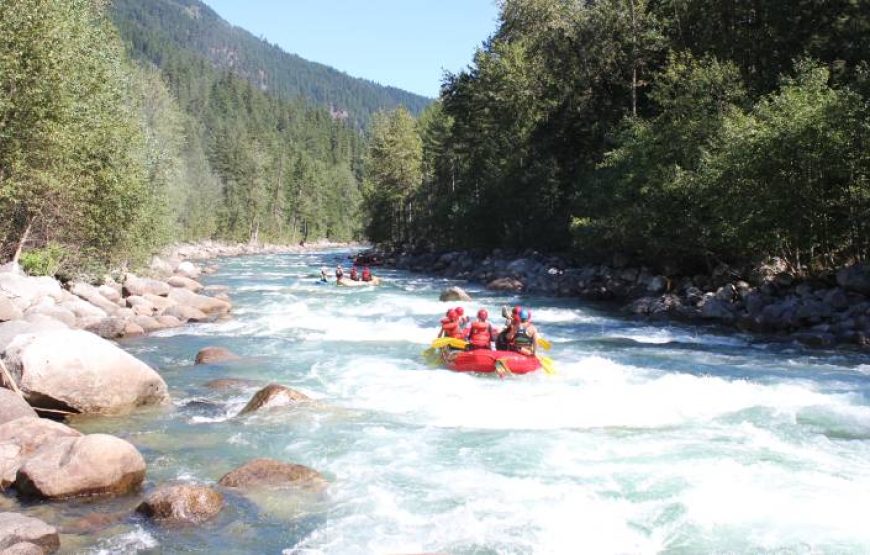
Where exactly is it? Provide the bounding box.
[142,294,177,314]
[618,267,639,283]
[0,513,59,554]
[175,261,201,279]
[793,331,836,348]
[743,291,768,316]
[0,417,82,489]
[132,316,163,333]
[438,287,471,302]
[162,305,209,323]
[700,297,736,322]
[81,317,127,340]
[122,275,170,298]
[166,276,203,292]
[15,434,145,499]
[203,378,259,390]
[217,458,326,490]
[68,283,118,315]
[136,484,223,526]
[125,296,157,317]
[167,289,230,315]
[823,288,850,311]
[715,284,737,303]
[837,264,870,295]
[58,297,107,320]
[2,542,46,555]
[0,275,63,311]
[0,263,22,275]
[155,315,183,328]
[2,329,169,415]
[22,306,75,328]
[0,391,36,426]
[149,256,174,278]
[194,347,240,365]
[122,322,145,337]
[96,285,122,305]
[20,314,68,332]
[0,322,48,353]
[796,299,832,323]
[239,384,309,415]
[646,276,668,294]
[486,277,524,292]
[0,298,22,323]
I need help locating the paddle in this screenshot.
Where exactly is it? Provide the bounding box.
[431,337,469,350]
[536,336,552,351]
[537,354,556,375]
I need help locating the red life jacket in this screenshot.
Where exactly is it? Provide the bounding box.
[440,317,462,339]
[362,270,372,281]
[468,320,494,349]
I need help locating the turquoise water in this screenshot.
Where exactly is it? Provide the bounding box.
[31,250,870,553]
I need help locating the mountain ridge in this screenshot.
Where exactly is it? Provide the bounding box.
[111,0,431,126]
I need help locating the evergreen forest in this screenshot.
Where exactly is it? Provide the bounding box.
[363,0,870,274]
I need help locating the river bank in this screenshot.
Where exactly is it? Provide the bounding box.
[373,249,870,351]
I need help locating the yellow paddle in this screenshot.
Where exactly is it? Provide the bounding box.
[536,336,552,351]
[537,354,556,375]
[431,337,470,350]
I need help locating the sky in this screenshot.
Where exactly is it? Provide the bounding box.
[202,1,501,98]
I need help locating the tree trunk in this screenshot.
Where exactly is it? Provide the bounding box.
[12,220,32,265]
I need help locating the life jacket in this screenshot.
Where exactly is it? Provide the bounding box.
[512,323,534,350]
[350,269,359,280]
[468,321,494,349]
[362,270,372,282]
[336,269,344,279]
[440,317,463,339]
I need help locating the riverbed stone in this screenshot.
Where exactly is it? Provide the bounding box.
[162,305,209,323]
[823,288,850,311]
[0,513,59,554]
[22,306,75,328]
[81,317,127,340]
[0,391,36,426]
[167,289,230,315]
[438,287,471,302]
[97,285,123,305]
[0,298,22,323]
[239,384,309,415]
[155,315,183,328]
[14,434,146,499]
[0,275,63,311]
[68,283,119,315]
[126,296,157,317]
[175,261,201,279]
[2,329,169,415]
[194,347,241,365]
[58,298,106,321]
[217,459,326,491]
[122,275,171,298]
[136,484,223,526]
[0,417,82,489]
[837,264,870,295]
[486,277,524,292]
[167,276,203,292]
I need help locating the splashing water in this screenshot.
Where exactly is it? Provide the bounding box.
[48,250,870,553]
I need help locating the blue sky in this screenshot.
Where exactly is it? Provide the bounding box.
[202,1,500,98]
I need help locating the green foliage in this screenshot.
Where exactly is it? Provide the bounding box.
[20,243,67,277]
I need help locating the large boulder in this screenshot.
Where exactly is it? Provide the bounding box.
[175,262,201,279]
[837,264,870,296]
[58,298,107,321]
[14,434,145,499]
[0,274,63,311]
[155,315,183,329]
[68,283,119,315]
[0,321,64,353]
[80,317,128,340]
[97,285,122,305]
[0,391,36,426]
[2,330,169,415]
[217,459,326,491]
[143,294,177,314]
[239,384,309,416]
[149,256,174,278]
[486,277,524,292]
[122,275,170,298]
[162,305,209,324]
[194,347,240,365]
[0,297,22,323]
[167,276,203,292]
[136,484,223,526]
[438,287,472,302]
[0,513,59,554]
[125,296,157,317]
[22,306,75,328]
[167,289,230,315]
[132,316,163,333]
[0,417,82,488]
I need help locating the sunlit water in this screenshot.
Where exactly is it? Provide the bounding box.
[13,250,870,554]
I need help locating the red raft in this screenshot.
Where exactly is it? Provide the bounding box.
[443,349,541,375]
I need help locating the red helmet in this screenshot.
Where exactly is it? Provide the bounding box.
[478,309,488,320]
[456,307,464,316]
[513,305,521,315]
[447,309,457,320]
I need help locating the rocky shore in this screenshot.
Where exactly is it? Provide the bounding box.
[382,249,870,350]
[0,241,334,552]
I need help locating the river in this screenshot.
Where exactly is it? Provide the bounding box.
[42,249,870,553]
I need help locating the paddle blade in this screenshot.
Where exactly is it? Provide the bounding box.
[536,336,552,351]
[431,337,469,350]
[495,359,513,379]
[537,355,556,375]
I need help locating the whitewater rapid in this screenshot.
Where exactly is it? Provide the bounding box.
[62,250,870,554]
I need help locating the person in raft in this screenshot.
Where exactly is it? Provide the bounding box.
[507,308,538,356]
[466,309,497,350]
[350,266,359,281]
[320,267,328,282]
[454,306,470,328]
[335,264,344,281]
[438,309,463,340]
[495,305,522,350]
[361,266,373,282]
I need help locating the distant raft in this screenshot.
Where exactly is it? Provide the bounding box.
[336,277,381,287]
[443,349,541,374]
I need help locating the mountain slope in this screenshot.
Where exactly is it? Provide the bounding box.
[110,0,431,127]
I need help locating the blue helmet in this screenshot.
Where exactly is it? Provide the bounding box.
[519,309,530,322]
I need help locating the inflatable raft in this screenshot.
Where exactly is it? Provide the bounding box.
[443,349,541,374]
[337,277,380,287]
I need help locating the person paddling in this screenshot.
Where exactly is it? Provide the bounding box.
[438,309,463,340]
[496,305,521,350]
[320,267,328,282]
[507,309,538,356]
[350,266,359,281]
[466,309,496,350]
[335,265,344,281]
[361,266,373,282]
